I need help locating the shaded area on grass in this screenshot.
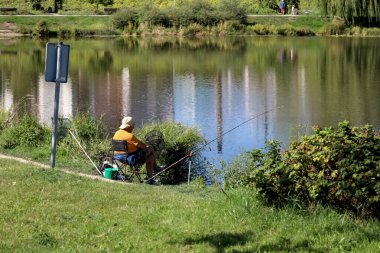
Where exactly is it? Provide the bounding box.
[181,231,254,253]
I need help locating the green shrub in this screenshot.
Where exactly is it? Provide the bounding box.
[225,121,380,218]
[112,8,139,30]
[32,21,49,37]
[219,0,247,24]
[137,122,207,184]
[0,114,49,149]
[188,0,226,26]
[224,140,286,197]
[122,22,135,36]
[285,121,380,217]
[165,6,191,28]
[65,112,106,140]
[362,27,380,36]
[17,25,32,35]
[59,112,109,161]
[277,24,296,36]
[73,28,83,37]
[251,24,270,35]
[296,26,315,36]
[57,27,71,38]
[322,17,347,35]
[349,26,362,36]
[223,150,263,189]
[140,7,171,28]
[0,110,8,132]
[183,23,206,37]
[260,0,279,10]
[216,20,245,34]
[73,29,97,37]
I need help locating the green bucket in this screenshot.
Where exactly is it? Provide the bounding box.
[104,167,118,179]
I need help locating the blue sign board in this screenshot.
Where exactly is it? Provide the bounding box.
[45,43,70,83]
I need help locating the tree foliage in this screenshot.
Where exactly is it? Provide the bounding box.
[318,0,380,25]
[88,0,114,9]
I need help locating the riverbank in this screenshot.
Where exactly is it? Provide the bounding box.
[1,15,379,38]
[0,15,114,37]
[0,14,321,37]
[1,157,380,252]
[0,15,327,37]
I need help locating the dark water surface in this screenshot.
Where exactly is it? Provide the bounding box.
[1,36,379,164]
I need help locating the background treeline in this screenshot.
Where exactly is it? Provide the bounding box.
[1,0,378,26]
[2,0,311,14]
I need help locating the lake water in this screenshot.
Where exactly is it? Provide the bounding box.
[1,36,379,164]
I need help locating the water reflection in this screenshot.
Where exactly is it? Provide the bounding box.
[0,37,379,163]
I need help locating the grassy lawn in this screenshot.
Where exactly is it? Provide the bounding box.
[0,15,113,32]
[1,157,380,252]
[246,15,330,33]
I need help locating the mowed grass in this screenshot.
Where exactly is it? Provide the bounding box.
[247,15,330,33]
[0,15,112,32]
[1,158,380,252]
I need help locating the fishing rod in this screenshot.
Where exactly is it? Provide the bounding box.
[145,106,281,183]
[68,128,103,176]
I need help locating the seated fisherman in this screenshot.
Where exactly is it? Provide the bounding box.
[113,116,160,183]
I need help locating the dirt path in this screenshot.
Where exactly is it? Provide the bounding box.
[0,153,126,184]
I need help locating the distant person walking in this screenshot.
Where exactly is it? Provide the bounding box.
[280,0,286,15]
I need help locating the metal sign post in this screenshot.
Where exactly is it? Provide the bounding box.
[45,42,70,168]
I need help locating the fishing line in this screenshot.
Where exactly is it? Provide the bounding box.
[68,128,102,176]
[145,106,281,183]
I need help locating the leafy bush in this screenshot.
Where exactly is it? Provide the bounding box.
[72,29,101,37]
[224,140,285,196]
[285,121,380,217]
[32,21,49,37]
[348,26,362,36]
[296,26,315,36]
[183,23,206,37]
[0,110,8,132]
[322,16,347,35]
[251,24,270,35]
[112,8,139,30]
[225,121,380,218]
[0,114,49,149]
[59,112,109,161]
[187,1,216,26]
[216,20,245,34]
[58,27,71,38]
[140,7,171,27]
[110,1,245,34]
[362,27,380,36]
[166,6,193,27]
[219,0,247,24]
[137,122,207,184]
[260,0,279,10]
[277,24,297,36]
[17,25,32,35]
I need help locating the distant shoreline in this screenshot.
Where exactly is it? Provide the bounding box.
[0,15,379,38]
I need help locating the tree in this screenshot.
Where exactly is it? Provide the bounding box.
[318,0,380,26]
[31,0,42,10]
[88,0,114,10]
[54,0,63,13]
